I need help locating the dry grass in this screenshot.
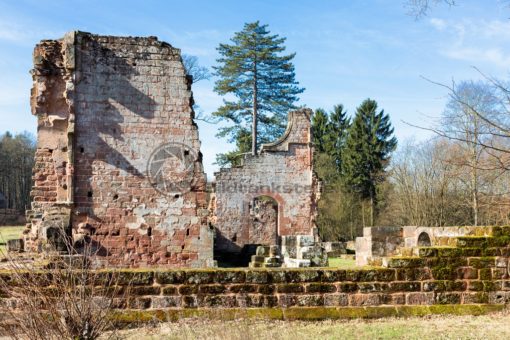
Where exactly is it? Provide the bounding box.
[0,226,131,340]
[110,310,510,340]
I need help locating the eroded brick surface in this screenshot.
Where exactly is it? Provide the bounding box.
[213,110,319,254]
[25,32,213,267]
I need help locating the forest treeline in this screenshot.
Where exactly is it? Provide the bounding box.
[315,79,510,241]
[0,132,35,212]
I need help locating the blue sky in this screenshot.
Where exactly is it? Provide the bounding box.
[1,0,509,178]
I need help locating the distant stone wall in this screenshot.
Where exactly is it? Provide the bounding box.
[356,226,494,266]
[25,32,213,267]
[213,110,319,255]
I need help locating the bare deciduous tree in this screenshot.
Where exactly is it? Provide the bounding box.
[403,0,456,19]
[182,54,211,84]
[0,226,132,340]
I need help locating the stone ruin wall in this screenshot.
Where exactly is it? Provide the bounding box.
[355,225,495,266]
[25,31,213,267]
[213,110,319,255]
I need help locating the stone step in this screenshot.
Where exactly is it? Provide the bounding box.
[251,255,265,263]
[384,257,425,268]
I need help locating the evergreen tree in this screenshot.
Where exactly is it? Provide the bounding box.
[312,108,331,154]
[213,21,304,165]
[341,99,397,226]
[328,104,350,172]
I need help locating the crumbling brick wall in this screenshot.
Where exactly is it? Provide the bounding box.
[25,31,213,267]
[213,109,319,255]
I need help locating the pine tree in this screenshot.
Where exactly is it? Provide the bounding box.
[312,108,331,154]
[213,21,304,165]
[341,99,397,226]
[328,104,350,172]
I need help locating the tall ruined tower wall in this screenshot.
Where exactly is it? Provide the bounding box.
[26,32,213,267]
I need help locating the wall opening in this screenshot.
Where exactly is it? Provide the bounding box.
[250,195,279,246]
[417,232,431,247]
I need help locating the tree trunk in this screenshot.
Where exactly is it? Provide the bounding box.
[252,61,258,156]
[361,200,366,228]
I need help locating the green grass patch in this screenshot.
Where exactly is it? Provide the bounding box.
[0,225,24,255]
[328,257,356,269]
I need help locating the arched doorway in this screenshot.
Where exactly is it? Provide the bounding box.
[417,232,431,247]
[249,195,279,246]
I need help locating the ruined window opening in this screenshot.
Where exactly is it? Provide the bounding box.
[174,194,180,199]
[418,232,432,247]
[113,194,118,200]
[248,195,279,247]
[147,227,152,237]
[184,150,189,156]
[87,191,93,198]
[80,147,84,153]
[186,228,190,236]
[62,184,67,190]
[48,149,53,154]
[181,245,185,250]
[232,233,237,242]
[62,146,67,152]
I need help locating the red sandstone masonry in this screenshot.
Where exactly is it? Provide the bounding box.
[213,110,319,254]
[25,31,213,267]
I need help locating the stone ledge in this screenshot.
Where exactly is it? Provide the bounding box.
[111,304,506,323]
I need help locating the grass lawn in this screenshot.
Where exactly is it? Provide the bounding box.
[111,310,510,339]
[328,257,357,269]
[0,225,24,255]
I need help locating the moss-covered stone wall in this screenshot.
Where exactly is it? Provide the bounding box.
[2,226,509,320]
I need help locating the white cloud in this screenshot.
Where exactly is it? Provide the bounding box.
[445,47,510,68]
[429,18,446,30]
[0,19,63,45]
[428,18,510,70]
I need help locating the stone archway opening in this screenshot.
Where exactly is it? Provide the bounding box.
[417,232,432,247]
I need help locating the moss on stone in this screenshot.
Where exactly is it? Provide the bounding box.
[276,283,305,293]
[306,283,337,293]
[228,284,258,294]
[198,284,226,294]
[457,237,489,248]
[345,269,396,282]
[338,282,358,293]
[395,268,431,281]
[468,257,495,269]
[418,247,438,257]
[113,270,154,285]
[389,281,422,292]
[285,269,322,283]
[387,257,425,268]
[154,270,186,284]
[109,304,506,324]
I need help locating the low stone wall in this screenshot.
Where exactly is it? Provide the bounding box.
[2,226,509,321]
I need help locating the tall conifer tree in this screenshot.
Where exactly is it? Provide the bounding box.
[213,21,304,165]
[342,99,397,226]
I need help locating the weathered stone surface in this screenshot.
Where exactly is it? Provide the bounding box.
[212,110,319,256]
[25,32,213,267]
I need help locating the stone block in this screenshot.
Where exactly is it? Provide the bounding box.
[6,238,24,252]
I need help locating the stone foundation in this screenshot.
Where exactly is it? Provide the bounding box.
[3,226,509,319]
